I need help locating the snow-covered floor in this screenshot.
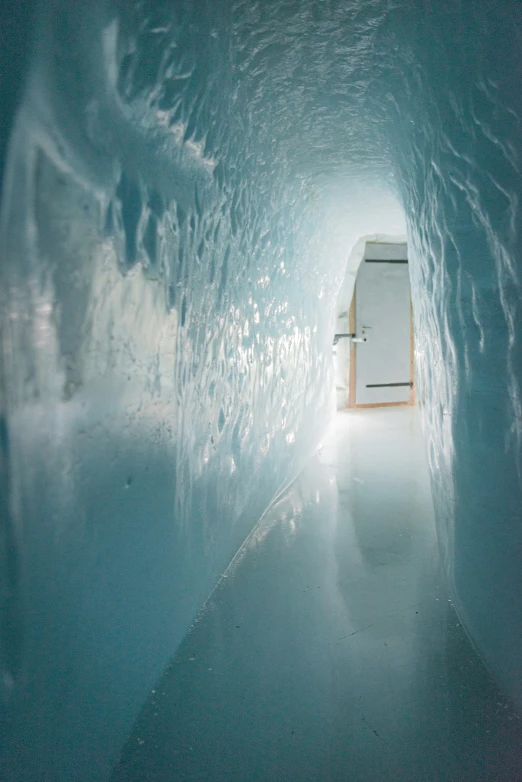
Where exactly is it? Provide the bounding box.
[114,408,522,782]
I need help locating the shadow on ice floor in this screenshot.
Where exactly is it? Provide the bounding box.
[113,408,522,782]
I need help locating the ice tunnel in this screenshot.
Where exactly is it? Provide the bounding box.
[1,1,522,779]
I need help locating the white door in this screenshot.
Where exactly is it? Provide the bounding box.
[354,242,412,406]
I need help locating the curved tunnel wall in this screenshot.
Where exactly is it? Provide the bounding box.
[1,1,522,779]
[389,1,522,708]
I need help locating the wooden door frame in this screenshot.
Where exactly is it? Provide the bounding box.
[347,289,357,408]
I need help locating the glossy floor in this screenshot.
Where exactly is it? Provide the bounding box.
[114,408,522,782]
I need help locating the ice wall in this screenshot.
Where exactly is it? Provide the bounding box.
[1,1,522,779]
[386,1,522,708]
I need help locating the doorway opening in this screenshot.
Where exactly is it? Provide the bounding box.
[336,240,415,409]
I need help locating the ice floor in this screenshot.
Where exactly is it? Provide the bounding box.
[113,408,522,782]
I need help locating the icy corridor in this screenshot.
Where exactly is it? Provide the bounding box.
[2,0,522,780]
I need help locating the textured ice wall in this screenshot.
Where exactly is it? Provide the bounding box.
[0,2,404,779]
[385,1,522,709]
[1,0,522,779]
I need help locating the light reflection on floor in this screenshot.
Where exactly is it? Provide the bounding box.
[114,408,522,782]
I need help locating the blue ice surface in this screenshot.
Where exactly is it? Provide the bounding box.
[1,1,522,779]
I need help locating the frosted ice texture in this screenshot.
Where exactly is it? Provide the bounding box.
[397,4,522,713]
[1,0,521,779]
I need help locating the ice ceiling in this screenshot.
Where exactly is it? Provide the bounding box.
[2,0,522,779]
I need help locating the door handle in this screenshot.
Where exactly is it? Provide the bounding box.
[333,333,355,345]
